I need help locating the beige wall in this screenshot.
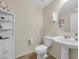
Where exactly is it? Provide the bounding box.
[43,0,78,59]
[6,0,43,58]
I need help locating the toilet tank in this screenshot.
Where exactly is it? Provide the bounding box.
[43,36,53,47]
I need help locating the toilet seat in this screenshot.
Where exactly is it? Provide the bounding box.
[35,44,48,54]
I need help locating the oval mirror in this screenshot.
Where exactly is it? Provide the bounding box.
[58,0,78,33]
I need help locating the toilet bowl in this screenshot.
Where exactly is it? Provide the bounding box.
[35,45,48,59]
[35,36,53,59]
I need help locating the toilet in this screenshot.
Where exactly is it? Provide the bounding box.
[35,36,53,59]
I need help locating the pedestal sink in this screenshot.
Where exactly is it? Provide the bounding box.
[53,36,78,59]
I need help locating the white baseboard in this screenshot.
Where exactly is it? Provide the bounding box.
[49,52,56,58]
[16,50,34,58]
[16,50,56,59]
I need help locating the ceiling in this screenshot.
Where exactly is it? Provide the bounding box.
[32,0,54,8]
[59,0,78,15]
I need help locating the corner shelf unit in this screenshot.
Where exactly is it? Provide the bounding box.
[0,8,15,32]
[0,8,15,59]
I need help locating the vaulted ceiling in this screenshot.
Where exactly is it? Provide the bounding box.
[59,0,78,15]
[32,0,54,8]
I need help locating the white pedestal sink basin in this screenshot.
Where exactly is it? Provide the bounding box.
[53,36,78,59]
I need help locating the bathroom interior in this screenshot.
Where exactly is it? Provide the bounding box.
[0,0,78,59]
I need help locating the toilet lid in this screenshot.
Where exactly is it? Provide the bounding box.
[35,45,48,51]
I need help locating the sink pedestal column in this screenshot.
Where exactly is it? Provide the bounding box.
[61,46,69,59]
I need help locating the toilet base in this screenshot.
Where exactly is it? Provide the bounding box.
[37,53,48,59]
[44,53,48,58]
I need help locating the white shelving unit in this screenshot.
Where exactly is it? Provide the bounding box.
[0,8,15,59]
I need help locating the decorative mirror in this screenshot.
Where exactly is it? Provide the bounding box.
[58,0,78,33]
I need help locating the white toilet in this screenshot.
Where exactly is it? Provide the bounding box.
[35,36,53,59]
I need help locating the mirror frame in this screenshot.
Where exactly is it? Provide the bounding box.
[53,0,70,32]
[57,0,78,32]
